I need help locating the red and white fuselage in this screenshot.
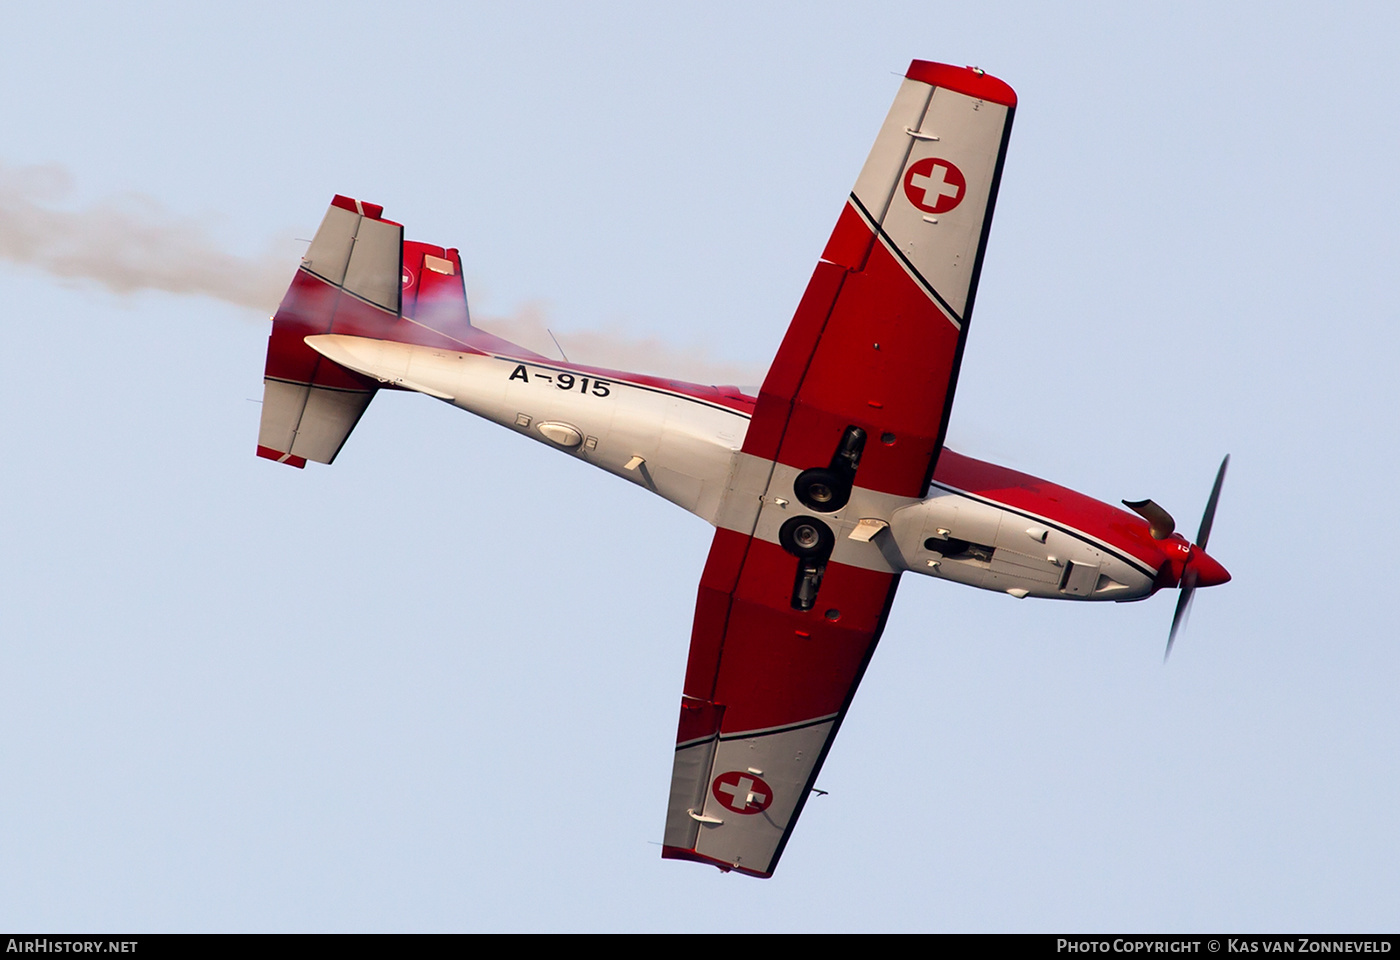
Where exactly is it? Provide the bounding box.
[306,334,1226,602]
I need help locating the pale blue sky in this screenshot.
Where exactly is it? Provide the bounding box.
[1,1,1397,931]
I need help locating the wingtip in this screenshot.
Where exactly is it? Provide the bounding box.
[905,60,1017,107]
[660,845,773,879]
[255,445,307,469]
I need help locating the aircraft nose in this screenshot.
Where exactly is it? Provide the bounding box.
[1189,548,1231,588]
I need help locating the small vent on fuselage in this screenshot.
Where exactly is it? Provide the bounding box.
[923,537,994,565]
[1094,574,1130,594]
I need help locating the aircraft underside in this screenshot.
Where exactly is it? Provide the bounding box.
[307,332,1161,604]
[250,60,1229,878]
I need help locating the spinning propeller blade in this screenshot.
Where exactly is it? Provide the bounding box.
[1165,568,1197,662]
[1163,455,1230,662]
[1195,454,1229,551]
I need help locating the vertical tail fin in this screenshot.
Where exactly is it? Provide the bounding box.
[401,239,470,335]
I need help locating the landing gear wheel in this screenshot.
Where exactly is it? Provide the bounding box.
[794,468,849,513]
[779,516,835,560]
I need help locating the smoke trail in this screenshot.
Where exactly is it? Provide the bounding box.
[0,161,765,385]
[473,302,764,386]
[0,161,291,311]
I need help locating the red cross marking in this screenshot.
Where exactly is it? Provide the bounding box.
[712,771,774,815]
[903,157,966,215]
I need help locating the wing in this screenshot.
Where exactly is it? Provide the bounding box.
[744,60,1016,498]
[662,61,1016,877]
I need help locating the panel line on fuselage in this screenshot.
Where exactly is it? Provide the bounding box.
[928,479,1159,580]
[482,353,756,420]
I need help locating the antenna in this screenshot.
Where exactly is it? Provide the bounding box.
[546,328,570,362]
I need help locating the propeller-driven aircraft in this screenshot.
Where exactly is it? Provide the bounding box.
[252,60,1230,878]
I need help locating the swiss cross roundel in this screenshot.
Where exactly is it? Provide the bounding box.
[401,265,416,289]
[903,157,966,214]
[711,771,774,815]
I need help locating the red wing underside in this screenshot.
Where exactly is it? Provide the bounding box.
[662,61,1015,877]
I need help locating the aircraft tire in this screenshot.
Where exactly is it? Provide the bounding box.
[779,516,835,560]
[794,468,849,513]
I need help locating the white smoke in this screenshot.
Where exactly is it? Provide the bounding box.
[0,161,766,385]
[0,161,290,311]
[473,302,763,387]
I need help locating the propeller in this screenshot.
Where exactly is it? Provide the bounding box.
[1163,454,1230,662]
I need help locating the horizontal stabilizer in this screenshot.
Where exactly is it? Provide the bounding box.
[303,196,402,314]
[257,195,401,466]
[257,380,375,465]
